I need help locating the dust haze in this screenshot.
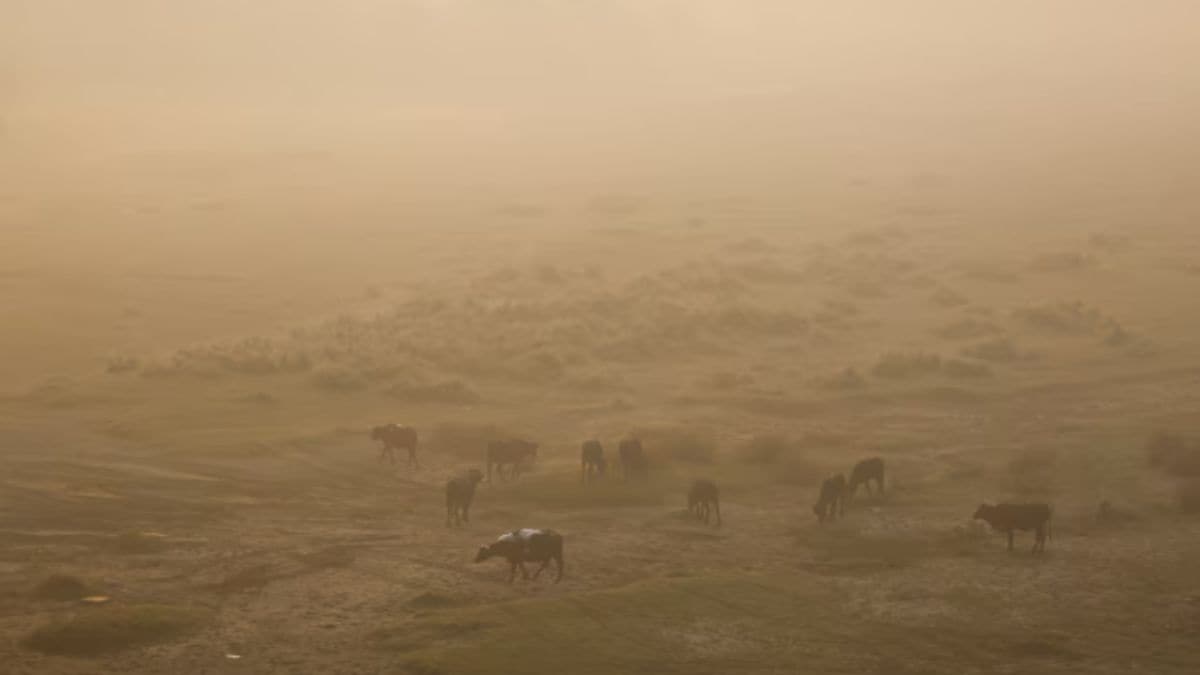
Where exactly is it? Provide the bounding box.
[3,2,1200,673]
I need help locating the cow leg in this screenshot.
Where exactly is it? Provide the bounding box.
[554,553,563,582]
[1035,526,1045,553]
[517,561,530,580]
[532,559,549,580]
[714,500,721,527]
[462,503,470,523]
[446,504,453,528]
[409,447,419,468]
[877,476,885,496]
[508,562,517,583]
[1007,530,1014,552]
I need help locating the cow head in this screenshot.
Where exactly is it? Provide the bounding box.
[370,426,385,441]
[474,544,496,563]
[465,469,484,485]
[972,504,992,520]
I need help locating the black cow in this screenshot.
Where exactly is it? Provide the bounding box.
[618,437,647,479]
[487,439,538,483]
[581,440,606,484]
[445,469,484,527]
[688,479,721,526]
[474,528,564,583]
[813,474,846,523]
[973,503,1053,553]
[847,457,885,502]
[371,424,419,467]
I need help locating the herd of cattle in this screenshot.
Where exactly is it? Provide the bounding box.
[371,423,1056,582]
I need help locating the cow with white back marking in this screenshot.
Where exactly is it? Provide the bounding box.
[474,528,564,583]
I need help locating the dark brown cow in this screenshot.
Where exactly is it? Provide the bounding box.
[474,528,564,583]
[847,457,885,502]
[445,469,484,527]
[371,424,419,467]
[688,479,721,526]
[618,437,647,479]
[813,474,846,523]
[581,440,606,484]
[486,439,538,483]
[973,503,1053,553]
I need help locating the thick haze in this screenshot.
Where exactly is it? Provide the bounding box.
[4,1,1200,212]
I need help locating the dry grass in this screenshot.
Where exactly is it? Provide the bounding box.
[25,604,210,656]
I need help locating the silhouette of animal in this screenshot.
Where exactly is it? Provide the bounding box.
[688,479,721,526]
[618,437,647,479]
[371,424,419,467]
[847,457,885,501]
[474,528,564,583]
[486,439,538,482]
[581,440,606,484]
[445,469,484,527]
[973,503,1053,552]
[813,474,846,523]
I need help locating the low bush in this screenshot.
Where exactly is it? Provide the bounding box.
[871,352,942,379]
[33,575,91,601]
[962,338,1022,363]
[942,359,992,379]
[386,380,481,405]
[25,604,209,655]
[1146,432,1200,477]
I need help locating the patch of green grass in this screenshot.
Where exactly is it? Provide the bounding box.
[24,604,210,655]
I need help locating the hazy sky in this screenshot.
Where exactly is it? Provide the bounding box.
[5,1,1199,202]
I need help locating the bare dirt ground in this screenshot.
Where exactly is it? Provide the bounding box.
[3,176,1200,674]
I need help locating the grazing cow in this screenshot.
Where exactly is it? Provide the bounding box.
[581,440,606,484]
[847,457,885,502]
[474,528,564,583]
[486,439,538,483]
[973,503,1053,553]
[688,479,721,526]
[371,424,419,467]
[445,469,485,527]
[618,437,648,479]
[813,474,847,523]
